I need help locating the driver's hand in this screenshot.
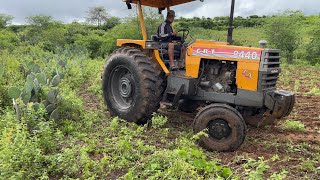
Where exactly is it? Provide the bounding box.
[172,32,177,36]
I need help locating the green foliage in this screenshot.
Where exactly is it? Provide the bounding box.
[307,87,320,96]
[243,157,270,180]
[8,86,21,99]
[281,120,306,132]
[176,15,266,31]
[26,15,55,27]
[305,23,320,65]
[101,16,121,30]
[0,29,19,50]
[125,145,231,179]
[264,11,303,64]
[151,113,168,128]
[0,13,14,28]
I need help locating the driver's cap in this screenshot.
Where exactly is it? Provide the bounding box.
[167,10,176,17]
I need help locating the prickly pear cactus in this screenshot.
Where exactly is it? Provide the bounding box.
[36,73,46,85]
[51,74,61,87]
[25,75,35,93]
[45,89,61,119]
[8,61,63,121]
[50,109,59,120]
[8,86,21,99]
[21,91,31,104]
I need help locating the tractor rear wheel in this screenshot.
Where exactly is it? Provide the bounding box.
[102,47,164,124]
[193,104,246,152]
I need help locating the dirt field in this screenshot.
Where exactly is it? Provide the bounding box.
[159,66,320,179]
[80,65,319,179]
[159,93,320,179]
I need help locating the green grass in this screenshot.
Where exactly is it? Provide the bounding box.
[280,120,306,132]
[306,87,320,96]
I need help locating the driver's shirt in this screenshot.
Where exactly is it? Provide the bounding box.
[157,20,174,42]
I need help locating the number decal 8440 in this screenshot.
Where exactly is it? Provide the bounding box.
[233,50,259,60]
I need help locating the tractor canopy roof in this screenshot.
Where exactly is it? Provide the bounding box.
[125,0,202,8]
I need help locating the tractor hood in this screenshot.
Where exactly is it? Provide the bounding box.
[124,0,203,8]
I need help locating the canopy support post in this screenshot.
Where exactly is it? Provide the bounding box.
[137,0,147,40]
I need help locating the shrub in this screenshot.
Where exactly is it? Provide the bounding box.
[265,11,303,64]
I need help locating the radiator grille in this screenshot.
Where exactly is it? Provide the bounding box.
[258,50,281,91]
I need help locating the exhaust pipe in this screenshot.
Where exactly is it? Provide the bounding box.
[227,0,236,45]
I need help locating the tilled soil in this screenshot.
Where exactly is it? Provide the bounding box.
[81,66,320,179]
[159,94,320,179]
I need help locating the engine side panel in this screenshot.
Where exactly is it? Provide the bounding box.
[185,40,263,92]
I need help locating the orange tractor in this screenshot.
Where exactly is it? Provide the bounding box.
[102,0,295,151]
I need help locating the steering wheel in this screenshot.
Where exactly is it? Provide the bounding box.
[177,29,190,43]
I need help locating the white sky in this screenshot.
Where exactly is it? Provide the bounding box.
[0,0,319,24]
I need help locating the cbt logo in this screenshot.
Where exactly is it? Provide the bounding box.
[194,48,215,56]
[242,70,252,79]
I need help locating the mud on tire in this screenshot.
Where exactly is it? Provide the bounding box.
[193,104,247,152]
[102,47,164,124]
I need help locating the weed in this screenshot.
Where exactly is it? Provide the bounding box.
[280,119,306,132]
[151,113,168,128]
[243,157,270,180]
[299,158,316,172]
[306,87,320,96]
[269,170,288,180]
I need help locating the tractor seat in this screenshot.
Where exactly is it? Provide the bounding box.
[151,35,160,42]
[158,43,181,61]
[151,35,181,60]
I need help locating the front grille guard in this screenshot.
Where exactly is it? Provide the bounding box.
[258,49,281,92]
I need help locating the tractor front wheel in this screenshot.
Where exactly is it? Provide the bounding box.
[193,104,247,152]
[102,47,163,124]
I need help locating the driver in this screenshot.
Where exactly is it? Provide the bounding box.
[157,10,184,70]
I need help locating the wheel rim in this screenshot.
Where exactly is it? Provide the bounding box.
[208,119,232,140]
[110,65,135,110]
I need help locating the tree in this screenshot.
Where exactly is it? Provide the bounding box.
[26,15,54,27]
[264,11,303,64]
[101,17,121,30]
[305,24,320,65]
[0,14,14,28]
[86,6,109,27]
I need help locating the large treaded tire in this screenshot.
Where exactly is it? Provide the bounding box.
[102,47,163,124]
[193,104,247,152]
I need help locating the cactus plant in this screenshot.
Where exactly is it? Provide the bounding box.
[27,61,40,73]
[46,104,56,114]
[8,86,21,99]
[51,74,61,87]
[58,60,67,68]
[33,78,40,95]
[9,61,63,121]
[47,90,57,104]
[36,73,46,85]
[25,77,34,93]
[21,91,31,104]
[50,109,59,120]
[32,102,45,111]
